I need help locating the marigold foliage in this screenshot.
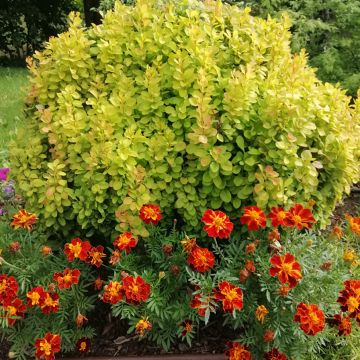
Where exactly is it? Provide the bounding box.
[9,0,360,237]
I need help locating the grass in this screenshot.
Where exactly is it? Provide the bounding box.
[0,67,28,160]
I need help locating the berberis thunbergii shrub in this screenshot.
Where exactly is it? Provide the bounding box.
[9,0,360,237]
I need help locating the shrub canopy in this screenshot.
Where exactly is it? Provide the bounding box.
[10,0,360,237]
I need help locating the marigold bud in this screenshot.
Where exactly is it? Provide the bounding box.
[320,261,332,271]
[306,239,313,247]
[162,244,173,255]
[47,283,56,293]
[239,268,249,283]
[94,276,104,290]
[245,260,256,273]
[331,225,343,239]
[307,199,316,207]
[263,329,275,342]
[9,241,21,252]
[278,285,290,296]
[76,313,88,328]
[170,264,180,276]
[158,271,165,280]
[245,242,256,255]
[268,229,280,241]
[41,245,52,256]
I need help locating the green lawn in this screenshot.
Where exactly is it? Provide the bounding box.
[0,67,28,158]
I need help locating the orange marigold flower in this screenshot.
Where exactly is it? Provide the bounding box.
[139,204,162,225]
[76,338,90,353]
[53,268,80,290]
[109,250,121,265]
[337,280,360,322]
[94,276,104,290]
[263,329,275,343]
[201,209,234,239]
[332,314,352,336]
[245,260,255,273]
[239,268,250,283]
[264,348,287,360]
[35,333,61,360]
[41,245,52,256]
[103,281,124,304]
[245,242,257,255]
[187,246,215,273]
[180,319,193,337]
[64,238,91,262]
[114,232,138,253]
[294,303,325,336]
[27,287,46,307]
[76,313,88,328]
[268,229,281,241]
[331,225,343,239]
[267,207,287,227]
[181,236,197,253]
[190,292,214,317]
[240,206,266,231]
[122,275,151,304]
[1,297,26,326]
[255,305,268,323]
[40,292,59,315]
[11,209,37,231]
[269,253,302,289]
[225,341,252,360]
[135,318,152,337]
[0,274,18,303]
[278,285,290,297]
[347,215,360,236]
[283,204,315,230]
[215,281,243,313]
[87,245,106,268]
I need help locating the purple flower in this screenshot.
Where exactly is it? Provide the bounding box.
[0,168,10,182]
[0,208,5,216]
[3,185,14,194]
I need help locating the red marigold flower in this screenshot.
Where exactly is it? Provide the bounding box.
[1,297,26,326]
[64,238,91,262]
[255,305,268,323]
[76,313,88,328]
[225,341,252,360]
[347,215,360,236]
[294,303,325,336]
[8,241,21,252]
[215,281,243,313]
[103,281,124,304]
[245,260,256,273]
[109,250,121,265]
[94,276,104,290]
[40,292,60,315]
[87,245,106,268]
[139,204,162,225]
[332,314,352,336]
[269,253,302,288]
[264,348,287,360]
[53,268,80,290]
[263,329,275,343]
[201,209,234,239]
[76,338,90,353]
[35,333,61,360]
[0,274,18,303]
[113,232,138,253]
[240,206,266,231]
[337,279,360,321]
[11,209,38,231]
[180,319,193,337]
[135,317,152,337]
[122,275,151,303]
[41,246,52,256]
[268,229,281,241]
[187,246,215,273]
[283,204,315,230]
[245,242,257,255]
[27,287,46,307]
[267,207,287,227]
[190,292,214,317]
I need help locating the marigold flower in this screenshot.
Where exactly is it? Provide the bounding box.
[269,253,302,288]
[41,245,52,256]
[53,268,80,290]
[1,297,26,326]
[245,260,255,273]
[35,333,61,360]
[0,167,10,182]
[225,341,252,360]
[181,236,197,253]
[135,318,152,337]
[337,279,360,321]
[64,238,91,261]
[239,268,250,283]
[40,292,59,315]
[162,244,173,255]
[331,225,343,239]
[8,241,21,252]
[122,275,151,303]
[245,242,257,255]
[255,305,268,323]
[11,209,38,231]
[264,348,287,360]
[343,249,357,263]
[113,232,138,253]
[76,338,90,353]
[267,207,287,227]
[76,313,88,328]
[263,329,274,343]
[103,281,124,304]
[109,250,121,265]
[180,319,193,337]
[240,206,266,231]
[332,314,352,336]
[0,274,18,303]
[27,287,46,307]
[347,215,360,236]
[187,246,215,273]
[87,245,106,268]
[201,209,234,239]
[215,281,243,313]
[268,229,281,241]
[283,204,315,230]
[278,285,290,297]
[294,303,325,336]
[94,276,104,290]
[139,204,162,225]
